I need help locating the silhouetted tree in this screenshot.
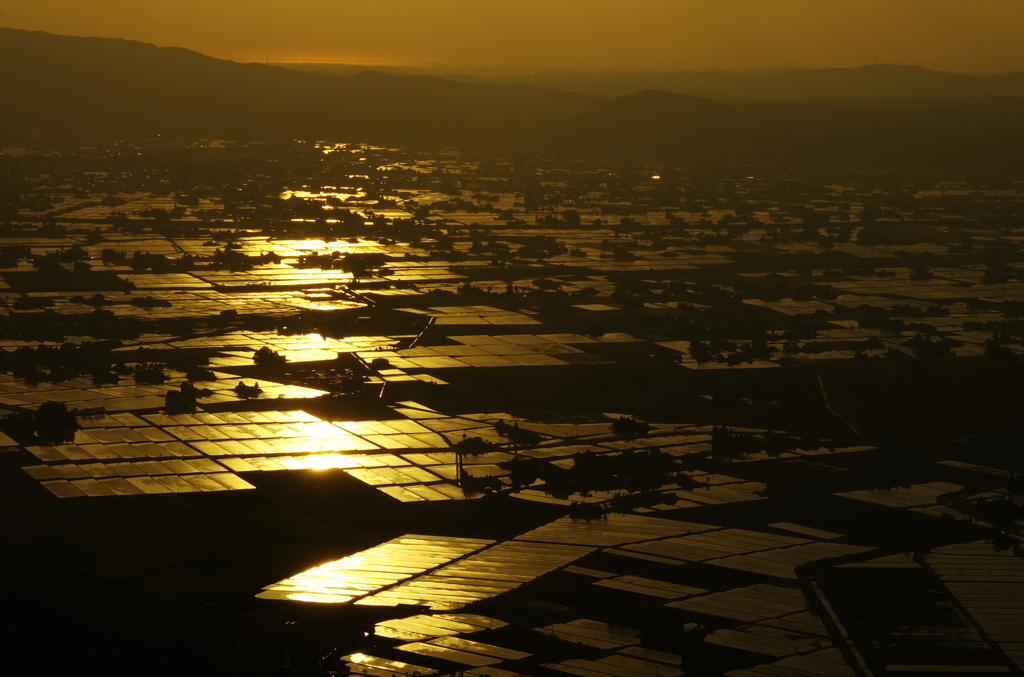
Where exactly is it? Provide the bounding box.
[131,363,167,385]
[14,401,82,445]
[233,381,262,399]
[253,347,286,366]
[611,416,649,439]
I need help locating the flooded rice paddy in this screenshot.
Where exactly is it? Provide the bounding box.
[1,140,1022,675]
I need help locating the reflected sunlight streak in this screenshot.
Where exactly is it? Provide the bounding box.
[303,453,362,470]
[257,535,492,604]
[286,592,355,604]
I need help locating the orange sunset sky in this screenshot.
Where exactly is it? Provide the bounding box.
[1,0,1022,73]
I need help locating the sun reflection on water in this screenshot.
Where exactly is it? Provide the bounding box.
[303,453,361,470]
[279,190,366,201]
[256,535,493,604]
[286,591,355,604]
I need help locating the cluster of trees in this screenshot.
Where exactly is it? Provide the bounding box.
[998,300,1024,317]
[28,245,90,273]
[890,303,950,318]
[900,333,963,357]
[129,296,173,309]
[416,196,503,216]
[135,205,188,220]
[496,448,689,520]
[847,304,943,335]
[452,436,500,457]
[964,319,1024,333]
[65,293,172,310]
[285,367,367,395]
[737,275,839,303]
[756,221,854,248]
[710,427,831,460]
[610,416,650,438]
[0,341,124,384]
[233,381,263,399]
[0,342,223,391]
[96,246,280,274]
[0,243,32,267]
[208,246,281,271]
[0,222,76,240]
[1,401,85,445]
[131,363,168,385]
[512,235,569,260]
[689,335,776,367]
[847,333,967,360]
[294,251,389,280]
[252,347,286,366]
[164,382,213,413]
[0,308,206,343]
[494,419,544,446]
[454,277,600,313]
[980,264,1024,285]
[465,232,575,262]
[454,418,659,498]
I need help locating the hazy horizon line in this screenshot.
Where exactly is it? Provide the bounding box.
[4,25,1020,77]
[239,60,1024,77]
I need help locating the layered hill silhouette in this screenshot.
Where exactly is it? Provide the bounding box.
[545,89,1024,170]
[0,28,593,144]
[3,28,1024,170]
[449,65,1024,102]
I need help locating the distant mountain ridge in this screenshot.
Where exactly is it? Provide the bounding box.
[443,64,1024,103]
[0,28,594,144]
[545,89,1024,170]
[2,28,1024,171]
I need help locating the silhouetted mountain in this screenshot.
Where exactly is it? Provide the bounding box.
[449,64,1024,102]
[0,28,594,144]
[3,29,1024,170]
[545,88,1024,170]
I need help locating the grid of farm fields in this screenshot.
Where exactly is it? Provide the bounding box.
[1,138,1022,676]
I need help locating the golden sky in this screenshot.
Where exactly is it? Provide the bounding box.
[1,0,1022,73]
